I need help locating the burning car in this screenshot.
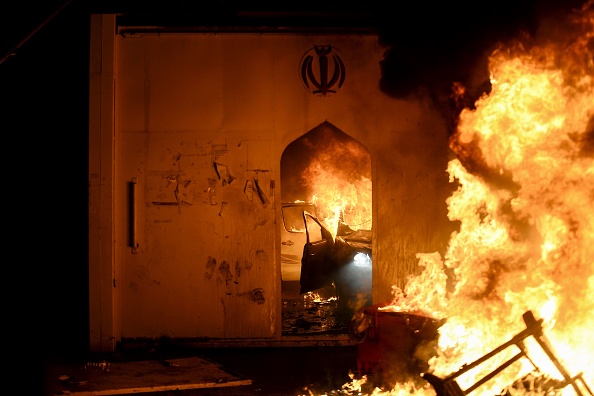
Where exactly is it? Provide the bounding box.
[299,210,372,321]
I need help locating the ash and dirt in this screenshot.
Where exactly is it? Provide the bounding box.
[282,282,349,335]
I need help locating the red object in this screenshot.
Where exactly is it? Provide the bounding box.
[355,303,442,385]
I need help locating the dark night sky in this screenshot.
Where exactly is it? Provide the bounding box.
[2,0,91,358]
[4,0,587,361]
[374,0,590,126]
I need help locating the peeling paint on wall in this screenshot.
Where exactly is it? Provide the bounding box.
[253,178,270,206]
[212,143,227,160]
[218,201,228,216]
[149,172,193,205]
[244,180,254,201]
[214,162,236,186]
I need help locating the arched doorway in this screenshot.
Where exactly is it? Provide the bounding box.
[280,122,372,335]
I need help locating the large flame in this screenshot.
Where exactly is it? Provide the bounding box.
[341,2,594,395]
[302,137,372,238]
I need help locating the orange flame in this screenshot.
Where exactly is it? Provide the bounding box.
[380,4,594,395]
[303,138,372,237]
[335,3,593,396]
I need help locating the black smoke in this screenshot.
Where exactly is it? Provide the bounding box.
[373,0,588,129]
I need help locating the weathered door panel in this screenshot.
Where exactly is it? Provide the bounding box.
[117,132,276,339]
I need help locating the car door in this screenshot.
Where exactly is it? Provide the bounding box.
[280,203,316,281]
[299,212,337,294]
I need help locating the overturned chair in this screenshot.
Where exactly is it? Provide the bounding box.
[422,310,593,396]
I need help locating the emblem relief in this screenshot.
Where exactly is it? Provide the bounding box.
[299,45,346,96]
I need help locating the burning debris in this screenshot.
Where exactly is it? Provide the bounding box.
[282,290,347,335]
[349,302,444,390]
[422,311,593,396]
[336,1,594,395]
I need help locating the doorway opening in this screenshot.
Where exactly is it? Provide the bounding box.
[280,121,372,336]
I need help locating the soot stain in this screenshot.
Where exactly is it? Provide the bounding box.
[204,256,217,280]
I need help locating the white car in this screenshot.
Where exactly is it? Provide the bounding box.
[280,202,316,281]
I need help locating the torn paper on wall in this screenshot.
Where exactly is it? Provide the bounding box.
[214,162,236,186]
[253,178,270,207]
[244,180,254,201]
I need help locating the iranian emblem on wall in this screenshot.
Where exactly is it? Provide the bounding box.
[299,45,346,96]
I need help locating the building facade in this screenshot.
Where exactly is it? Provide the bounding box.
[88,13,454,353]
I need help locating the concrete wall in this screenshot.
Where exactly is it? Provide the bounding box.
[89,14,455,351]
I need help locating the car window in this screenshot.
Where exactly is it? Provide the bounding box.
[282,204,315,232]
[304,213,323,243]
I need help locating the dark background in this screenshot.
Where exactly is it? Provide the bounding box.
[1,0,91,360]
[1,0,586,364]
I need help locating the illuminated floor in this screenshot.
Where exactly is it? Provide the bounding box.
[281,282,349,336]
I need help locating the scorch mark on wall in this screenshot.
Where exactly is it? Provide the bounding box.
[238,288,265,304]
[204,256,239,295]
[204,256,217,280]
[205,256,265,300]
[218,261,234,295]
